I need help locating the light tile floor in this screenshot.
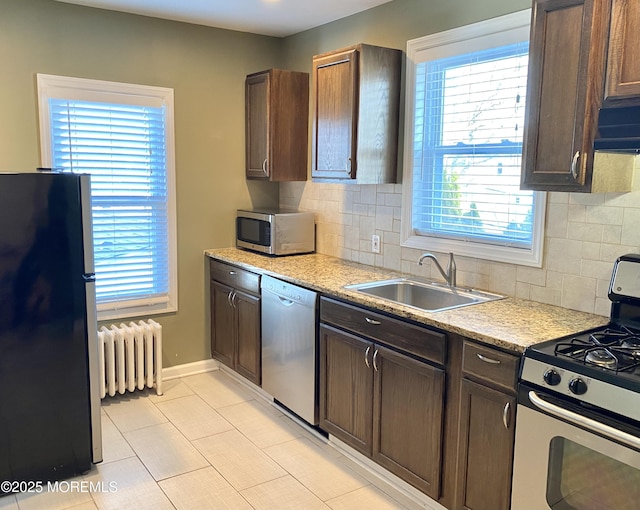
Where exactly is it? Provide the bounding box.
[1,370,419,510]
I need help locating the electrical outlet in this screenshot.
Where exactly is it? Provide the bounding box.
[371,234,380,253]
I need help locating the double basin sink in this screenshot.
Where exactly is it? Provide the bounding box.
[345,278,503,313]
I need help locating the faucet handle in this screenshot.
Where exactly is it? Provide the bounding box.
[447,252,455,267]
[447,252,457,286]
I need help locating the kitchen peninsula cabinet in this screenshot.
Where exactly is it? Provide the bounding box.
[210,260,261,385]
[520,0,611,192]
[311,44,401,184]
[454,341,519,510]
[319,297,446,500]
[245,69,309,181]
[604,0,640,104]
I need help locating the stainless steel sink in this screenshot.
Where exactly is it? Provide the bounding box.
[344,278,503,312]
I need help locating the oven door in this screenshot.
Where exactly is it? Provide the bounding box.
[512,384,640,510]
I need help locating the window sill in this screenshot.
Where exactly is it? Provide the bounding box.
[401,229,544,268]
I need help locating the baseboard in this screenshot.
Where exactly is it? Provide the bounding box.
[162,359,220,380]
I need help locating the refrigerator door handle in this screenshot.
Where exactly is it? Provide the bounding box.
[84,278,103,464]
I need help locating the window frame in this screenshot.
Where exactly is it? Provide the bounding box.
[37,73,178,320]
[401,9,546,267]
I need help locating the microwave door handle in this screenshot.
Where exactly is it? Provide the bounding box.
[528,391,640,450]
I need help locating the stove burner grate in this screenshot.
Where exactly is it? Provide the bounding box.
[554,326,640,373]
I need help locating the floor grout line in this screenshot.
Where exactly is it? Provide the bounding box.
[12,370,415,510]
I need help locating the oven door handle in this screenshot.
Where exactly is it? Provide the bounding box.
[528,391,640,450]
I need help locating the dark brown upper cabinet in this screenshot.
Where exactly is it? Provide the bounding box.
[521,0,637,193]
[604,0,640,105]
[245,69,309,181]
[520,0,612,192]
[311,44,401,184]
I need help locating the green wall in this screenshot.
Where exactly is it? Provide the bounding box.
[282,0,530,67]
[281,0,531,180]
[0,0,530,367]
[0,0,282,367]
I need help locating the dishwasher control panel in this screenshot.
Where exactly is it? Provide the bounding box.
[261,275,315,306]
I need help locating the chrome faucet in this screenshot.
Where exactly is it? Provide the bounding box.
[418,252,457,287]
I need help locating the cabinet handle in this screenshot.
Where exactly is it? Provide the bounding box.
[229,271,236,276]
[570,151,580,180]
[372,349,379,372]
[346,157,352,177]
[476,353,501,364]
[364,346,371,368]
[365,317,381,325]
[502,402,511,430]
[262,158,268,174]
[227,290,237,309]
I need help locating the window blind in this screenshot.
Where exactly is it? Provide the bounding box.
[412,41,534,248]
[49,99,171,307]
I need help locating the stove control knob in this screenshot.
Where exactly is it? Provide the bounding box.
[543,369,561,386]
[569,377,588,395]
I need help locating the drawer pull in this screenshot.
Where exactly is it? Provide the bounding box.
[372,349,379,372]
[229,271,236,275]
[502,402,511,430]
[364,346,371,368]
[476,353,501,365]
[365,317,381,325]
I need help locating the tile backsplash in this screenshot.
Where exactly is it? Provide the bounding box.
[280,157,640,317]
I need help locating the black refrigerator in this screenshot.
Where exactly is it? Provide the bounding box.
[0,172,102,490]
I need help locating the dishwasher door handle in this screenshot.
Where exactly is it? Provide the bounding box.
[277,296,295,306]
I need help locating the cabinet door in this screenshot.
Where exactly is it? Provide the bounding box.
[234,289,261,386]
[211,280,236,368]
[521,0,611,192]
[319,324,373,456]
[605,0,640,103]
[456,379,516,510]
[312,49,358,181]
[246,72,270,179]
[373,346,445,500]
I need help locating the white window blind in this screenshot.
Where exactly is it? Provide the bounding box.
[37,75,177,319]
[413,42,532,247]
[402,10,546,267]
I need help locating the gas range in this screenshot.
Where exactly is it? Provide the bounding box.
[521,254,640,424]
[513,254,640,510]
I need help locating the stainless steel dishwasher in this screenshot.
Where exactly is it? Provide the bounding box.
[261,275,318,425]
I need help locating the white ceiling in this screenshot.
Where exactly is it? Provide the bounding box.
[54,0,393,37]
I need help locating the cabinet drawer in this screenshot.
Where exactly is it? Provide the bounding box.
[462,341,519,392]
[320,297,446,365]
[210,259,260,295]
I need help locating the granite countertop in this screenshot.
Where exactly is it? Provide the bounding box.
[205,248,609,353]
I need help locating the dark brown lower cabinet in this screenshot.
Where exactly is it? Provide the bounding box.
[454,341,518,510]
[210,260,261,386]
[319,325,374,456]
[319,323,445,500]
[231,289,261,383]
[373,345,444,499]
[456,380,515,510]
[210,280,236,367]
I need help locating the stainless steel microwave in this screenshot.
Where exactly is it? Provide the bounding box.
[236,208,315,256]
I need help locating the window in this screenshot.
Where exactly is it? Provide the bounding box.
[402,10,546,266]
[37,74,177,320]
